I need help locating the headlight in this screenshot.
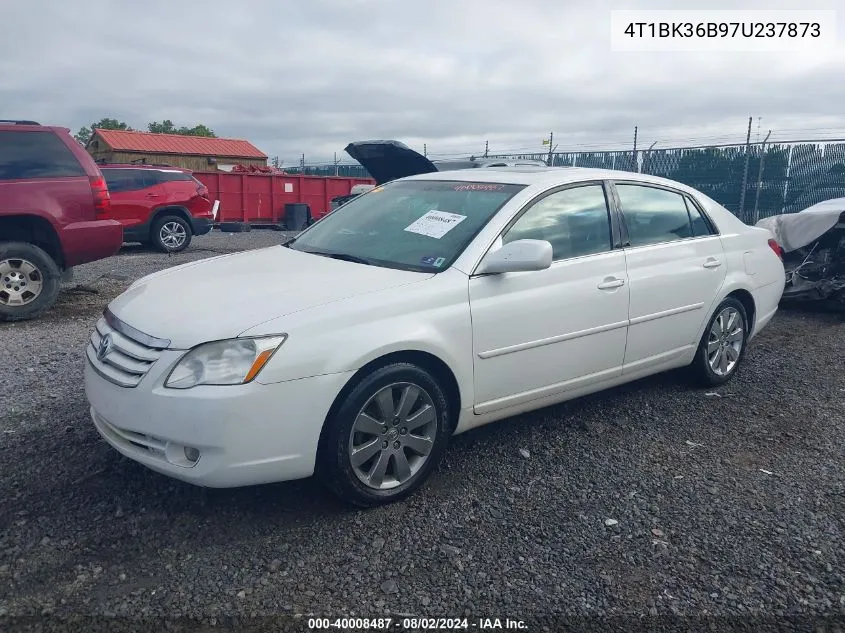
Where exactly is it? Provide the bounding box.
[164,335,287,389]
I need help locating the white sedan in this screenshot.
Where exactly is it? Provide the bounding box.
[84,167,785,506]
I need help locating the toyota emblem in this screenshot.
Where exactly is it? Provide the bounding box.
[97,333,113,361]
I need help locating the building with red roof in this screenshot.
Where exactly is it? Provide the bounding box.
[86,128,268,172]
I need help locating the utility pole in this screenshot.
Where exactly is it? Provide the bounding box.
[300,153,305,171]
[484,140,489,158]
[738,116,753,220]
[632,126,638,170]
[423,144,427,157]
[546,131,554,166]
[333,152,339,177]
[752,129,772,225]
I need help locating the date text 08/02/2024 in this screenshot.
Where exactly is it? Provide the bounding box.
[307,617,528,630]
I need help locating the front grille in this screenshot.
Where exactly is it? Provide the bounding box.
[86,317,164,387]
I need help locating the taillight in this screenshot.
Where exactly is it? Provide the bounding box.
[192,176,209,199]
[767,238,783,260]
[90,176,111,217]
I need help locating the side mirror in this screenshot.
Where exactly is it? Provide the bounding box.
[476,239,553,275]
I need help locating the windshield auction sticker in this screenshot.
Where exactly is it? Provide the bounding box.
[405,210,467,239]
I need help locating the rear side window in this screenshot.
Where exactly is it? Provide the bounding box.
[103,169,155,193]
[616,184,693,247]
[0,130,86,180]
[685,197,717,236]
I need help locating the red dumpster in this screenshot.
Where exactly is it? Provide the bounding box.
[193,172,375,224]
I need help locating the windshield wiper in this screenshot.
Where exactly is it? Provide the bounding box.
[309,250,375,265]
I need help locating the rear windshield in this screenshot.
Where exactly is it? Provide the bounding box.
[289,180,525,272]
[0,130,86,180]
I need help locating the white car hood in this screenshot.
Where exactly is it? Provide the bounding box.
[108,246,431,348]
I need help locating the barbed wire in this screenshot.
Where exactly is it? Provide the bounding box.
[284,131,845,168]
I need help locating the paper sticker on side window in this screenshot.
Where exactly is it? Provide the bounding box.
[405,210,467,239]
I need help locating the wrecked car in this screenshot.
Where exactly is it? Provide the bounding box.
[756,198,845,308]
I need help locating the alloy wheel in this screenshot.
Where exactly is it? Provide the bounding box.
[348,382,438,490]
[707,306,744,376]
[160,221,187,249]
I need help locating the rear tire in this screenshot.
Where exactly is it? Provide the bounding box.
[317,363,451,507]
[152,215,192,253]
[0,242,61,322]
[689,297,749,387]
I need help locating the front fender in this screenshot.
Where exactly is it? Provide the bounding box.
[249,274,475,408]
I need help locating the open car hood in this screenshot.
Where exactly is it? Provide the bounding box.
[344,140,438,185]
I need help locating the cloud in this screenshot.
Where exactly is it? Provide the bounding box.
[1,0,843,164]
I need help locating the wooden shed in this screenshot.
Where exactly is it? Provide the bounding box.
[86,128,268,171]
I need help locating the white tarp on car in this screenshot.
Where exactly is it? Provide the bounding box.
[756,198,845,253]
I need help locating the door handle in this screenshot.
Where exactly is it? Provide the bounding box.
[597,277,625,290]
[703,258,722,269]
[146,193,160,198]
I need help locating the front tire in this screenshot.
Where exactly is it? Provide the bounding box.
[152,215,192,253]
[318,363,451,507]
[0,242,61,322]
[690,297,749,387]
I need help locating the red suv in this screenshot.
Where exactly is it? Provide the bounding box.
[0,120,123,321]
[99,165,217,253]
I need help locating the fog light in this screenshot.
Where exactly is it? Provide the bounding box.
[184,446,201,463]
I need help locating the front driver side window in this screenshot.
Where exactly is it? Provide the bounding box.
[502,184,612,261]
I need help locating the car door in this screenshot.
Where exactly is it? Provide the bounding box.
[611,181,726,372]
[468,182,630,414]
[103,169,156,229]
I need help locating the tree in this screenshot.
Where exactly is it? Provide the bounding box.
[147,120,216,137]
[181,123,215,137]
[74,117,132,145]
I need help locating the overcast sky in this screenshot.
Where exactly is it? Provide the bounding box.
[1,0,843,165]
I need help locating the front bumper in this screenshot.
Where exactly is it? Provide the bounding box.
[84,355,354,488]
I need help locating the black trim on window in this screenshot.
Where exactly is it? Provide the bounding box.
[604,180,628,247]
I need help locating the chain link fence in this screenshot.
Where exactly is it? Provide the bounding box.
[289,140,845,223]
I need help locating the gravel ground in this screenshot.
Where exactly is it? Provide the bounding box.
[1,229,844,631]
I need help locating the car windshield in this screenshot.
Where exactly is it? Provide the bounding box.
[288,180,525,272]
